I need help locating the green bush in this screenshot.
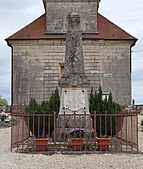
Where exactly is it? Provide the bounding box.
[89,86,122,136]
[26,86,122,137]
[25,87,60,137]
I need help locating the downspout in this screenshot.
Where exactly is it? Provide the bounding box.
[11,46,13,106]
[130,39,138,103]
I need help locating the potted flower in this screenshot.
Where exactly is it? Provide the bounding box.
[96,135,111,151]
[25,98,50,151]
[69,128,86,151]
[34,130,50,151]
[25,88,60,151]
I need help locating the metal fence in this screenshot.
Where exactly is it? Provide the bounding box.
[11,106,138,153]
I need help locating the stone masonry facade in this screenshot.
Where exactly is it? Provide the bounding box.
[44,0,99,34]
[10,38,133,105]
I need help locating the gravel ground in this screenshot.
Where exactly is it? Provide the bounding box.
[0,115,143,169]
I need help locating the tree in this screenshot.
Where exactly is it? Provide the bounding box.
[0,96,8,106]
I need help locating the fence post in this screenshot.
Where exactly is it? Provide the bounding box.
[11,105,13,151]
[136,111,139,152]
[54,112,56,146]
[94,111,96,144]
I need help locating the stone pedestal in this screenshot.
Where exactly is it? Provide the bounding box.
[57,88,92,133]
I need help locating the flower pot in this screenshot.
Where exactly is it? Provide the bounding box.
[70,138,85,151]
[34,138,49,151]
[96,138,111,151]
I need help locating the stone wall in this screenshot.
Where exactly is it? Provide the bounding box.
[12,40,45,104]
[83,40,133,105]
[11,40,65,104]
[44,0,98,34]
[10,39,133,105]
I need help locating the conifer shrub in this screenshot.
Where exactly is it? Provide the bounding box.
[89,86,122,136]
[25,87,60,137]
[26,86,122,137]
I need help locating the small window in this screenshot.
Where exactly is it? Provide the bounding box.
[59,63,64,76]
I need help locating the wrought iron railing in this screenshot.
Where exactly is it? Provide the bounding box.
[11,106,138,153]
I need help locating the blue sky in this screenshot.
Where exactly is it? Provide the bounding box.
[0,0,143,104]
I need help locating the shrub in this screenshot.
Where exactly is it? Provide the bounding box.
[25,87,60,137]
[89,86,122,136]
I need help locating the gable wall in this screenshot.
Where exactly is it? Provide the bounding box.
[10,39,133,105]
[45,1,98,33]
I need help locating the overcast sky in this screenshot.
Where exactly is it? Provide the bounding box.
[0,0,143,104]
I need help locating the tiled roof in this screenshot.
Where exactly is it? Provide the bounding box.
[6,13,137,41]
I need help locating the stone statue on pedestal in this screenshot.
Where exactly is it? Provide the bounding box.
[57,13,92,140]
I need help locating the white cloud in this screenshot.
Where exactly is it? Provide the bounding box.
[0,0,44,39]
[99,0,143,37]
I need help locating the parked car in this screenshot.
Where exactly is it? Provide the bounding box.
[140,110,143,115]
[4,116,11,127]
[0,115,6,126]
[0,114,6,121]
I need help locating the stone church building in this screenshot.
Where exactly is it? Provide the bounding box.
[6,0,137,105]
